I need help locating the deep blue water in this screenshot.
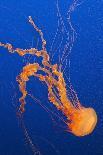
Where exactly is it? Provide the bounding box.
[0,0,103,155]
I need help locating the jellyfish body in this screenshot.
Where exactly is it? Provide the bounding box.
[0,16,97,137]
[66,107,97,136]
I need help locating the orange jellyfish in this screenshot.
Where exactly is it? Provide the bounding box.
[0,14,97,137]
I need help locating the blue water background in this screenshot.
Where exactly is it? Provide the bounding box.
[0,0,103,155]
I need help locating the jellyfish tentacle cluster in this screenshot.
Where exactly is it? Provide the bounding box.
[0,16,97,137]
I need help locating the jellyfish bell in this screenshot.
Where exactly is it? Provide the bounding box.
[67,107,97,137]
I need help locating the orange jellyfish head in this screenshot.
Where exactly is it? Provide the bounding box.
[67,107,97,137]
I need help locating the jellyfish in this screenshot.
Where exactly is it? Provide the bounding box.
[0,13,97,137]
